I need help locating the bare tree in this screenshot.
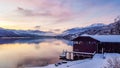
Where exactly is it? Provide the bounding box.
[114,16,120,34]
[104,57,120,68]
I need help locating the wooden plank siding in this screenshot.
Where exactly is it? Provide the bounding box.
[72,36,120,53]
[98,42,120,53]
[73,36,100,53]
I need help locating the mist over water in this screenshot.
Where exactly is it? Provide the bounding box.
[0,38,72,68]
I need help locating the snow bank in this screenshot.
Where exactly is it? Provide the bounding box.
[25,53,120,68]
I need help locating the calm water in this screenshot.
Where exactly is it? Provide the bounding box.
[0,38,72,68]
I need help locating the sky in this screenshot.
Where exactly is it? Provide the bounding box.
[0,0,120,33]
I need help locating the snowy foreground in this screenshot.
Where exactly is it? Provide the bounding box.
[25,53,120,68]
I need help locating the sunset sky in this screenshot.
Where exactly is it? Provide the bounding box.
[0,0,120,33]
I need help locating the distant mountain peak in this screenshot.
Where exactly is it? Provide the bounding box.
[89,23,105,27]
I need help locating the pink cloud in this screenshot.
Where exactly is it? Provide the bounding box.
[15,0,74,22]
[17,7,51,16]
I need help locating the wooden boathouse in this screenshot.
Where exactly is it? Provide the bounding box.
[73,35,120,53]
[60,35,120,60]
[72,35,120,60]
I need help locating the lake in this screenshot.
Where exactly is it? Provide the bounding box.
[0,38,72,68]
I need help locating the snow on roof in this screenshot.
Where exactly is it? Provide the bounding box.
[81,34,120,43]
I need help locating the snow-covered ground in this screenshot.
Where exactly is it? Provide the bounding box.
[25,53,120,68]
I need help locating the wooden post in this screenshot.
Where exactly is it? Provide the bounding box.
[102,48,105,59]
[69,52,71,60]
[96,43,98,53]
[65,51,67,59]
[102,48,104,54]
[64,50,67,60]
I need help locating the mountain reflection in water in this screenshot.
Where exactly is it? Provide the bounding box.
[0,38,72,68]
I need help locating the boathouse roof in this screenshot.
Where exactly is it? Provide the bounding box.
[72,35,120,43]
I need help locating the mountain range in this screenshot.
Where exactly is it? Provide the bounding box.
[0,18,120,39]
[63,19,120,40]
[0,28,56,37]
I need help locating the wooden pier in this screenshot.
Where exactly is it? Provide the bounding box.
[60,51,96,60]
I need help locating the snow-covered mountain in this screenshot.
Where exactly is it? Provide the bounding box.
[62,19,120,40]
[0,28,56,37]
[89,23,105,27]
[62,23,105,35]
[61,23,106,40]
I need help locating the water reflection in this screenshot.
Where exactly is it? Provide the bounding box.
[0,38,72,68]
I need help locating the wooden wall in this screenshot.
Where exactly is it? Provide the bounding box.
[73,41,98,53]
